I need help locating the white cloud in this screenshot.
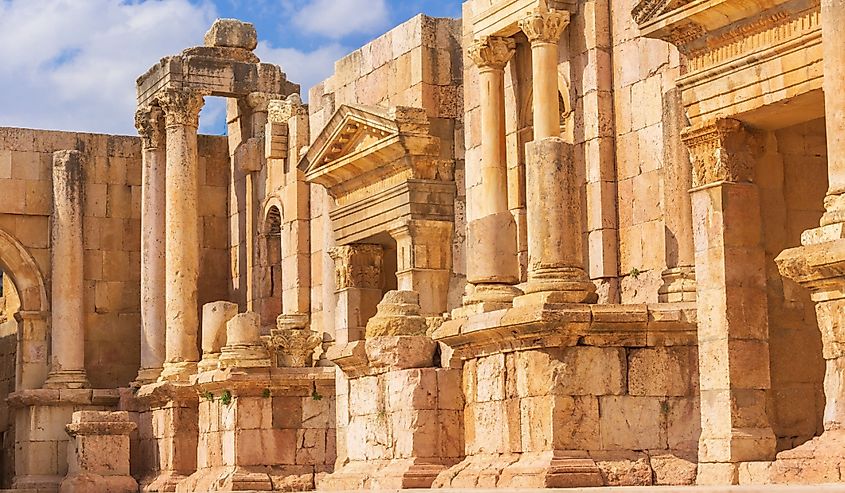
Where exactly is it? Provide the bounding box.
[0,0,218,135]
[256,41,349,100]
[293,0,389,39]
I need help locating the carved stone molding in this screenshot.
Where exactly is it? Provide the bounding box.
[268,94,307,123]
[468,36,516,70]
[519,8,570,45]
[329,244,384,290]
[262,314,322,367]
[157,88,206,129]
[681,118,760,188]
[134,105,165,150]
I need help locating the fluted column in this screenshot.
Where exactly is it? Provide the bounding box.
[683,119,775,484]
[519,8,569,140]
[134,105,166,386]
[464,36,521,307]
[44,150,90,389]
[820,0,845,226]
[158,88,205,383]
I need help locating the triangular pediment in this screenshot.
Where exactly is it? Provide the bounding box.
[300,105,400,178]
[632,0,694,26]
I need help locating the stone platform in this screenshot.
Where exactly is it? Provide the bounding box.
[8,487,845,493]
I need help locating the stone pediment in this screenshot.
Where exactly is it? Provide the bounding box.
[299,105,442,198]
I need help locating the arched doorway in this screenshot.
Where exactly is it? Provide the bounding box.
[257,204,283,330]
[0,228,49,488]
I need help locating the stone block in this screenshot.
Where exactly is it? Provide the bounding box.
[385,369,437,412]
[515,347,626,398]
[599,396,667,450]
[204,18,257,50]
[629,347,695,397]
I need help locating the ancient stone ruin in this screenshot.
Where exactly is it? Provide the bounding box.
[0,0,843,490]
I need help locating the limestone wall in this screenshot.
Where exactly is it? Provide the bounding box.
[307,14,465,337]
[0,128,230,389]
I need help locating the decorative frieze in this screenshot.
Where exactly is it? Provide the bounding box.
[467,35,516,70]
[681,118,760,188]
[518,8,569,45]
[328,244,384,290]
[157,88,206,128]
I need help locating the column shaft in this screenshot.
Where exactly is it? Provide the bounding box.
[45,150,89,389]
[821,0,845,224]
[478,65,509,216]
[135,106,166,385]
[159,89,205,382]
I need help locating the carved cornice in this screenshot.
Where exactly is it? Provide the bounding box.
[519,8,570,45]
[632,0,693,26]
[135,105,165,150]
[328,244,384,290]
[157,88,206,129]
[681,118,761,188]
[468,36,516,71]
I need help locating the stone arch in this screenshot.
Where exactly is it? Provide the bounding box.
[257,198,284,328]
[0,228,49,390]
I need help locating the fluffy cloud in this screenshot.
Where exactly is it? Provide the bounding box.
[293,0,389,39]
[0,0,217,135]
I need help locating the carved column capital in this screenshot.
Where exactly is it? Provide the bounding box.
[328,244,384,290]
[268,94,308,124]
[468,36,516,71]
[157,88,206,129]
[681,118,761,188]
[135,105,165,150]
[519,8,570,45]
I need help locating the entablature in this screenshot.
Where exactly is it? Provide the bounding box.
[471,0,576,38]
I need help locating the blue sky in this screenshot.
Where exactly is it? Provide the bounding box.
[0,0,461,136]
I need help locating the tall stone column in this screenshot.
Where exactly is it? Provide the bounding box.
[158,88,205,383]
[44,150,90,389]
[683,119,775,484]
[519,7,569,140]
[659,88,697,302]
[516,8,595,305]
[820,0,845,226]
[464,36,520,307]
[135,105,167,385]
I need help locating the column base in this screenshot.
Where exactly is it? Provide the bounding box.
[218,343,272,368]
[462,283,522,306]
[43,369,90,389]
[141,471,189,492]
[177,465,316,492]
[319,459,454,490]
[132,367,163,388]
[158,362,198,383]
[658,267,697,303]
[12,474,63,493]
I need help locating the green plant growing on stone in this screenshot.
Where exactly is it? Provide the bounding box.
[311,389,323,401]
[220,389,233,406]
[201,391,214,402]
[262,388,271,398]
[661,401,670,414]
[629,267,641,279]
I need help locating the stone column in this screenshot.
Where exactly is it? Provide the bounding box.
[659,89,697,302]
[683,119,775,484]
[820,0,845,226]
[330,245,384,344]
[158,88,205,383]
[464,36,521,307]
[389,220,453,316]
[44,150,90,389]
[135,105,167,385]
[519,7,569,140]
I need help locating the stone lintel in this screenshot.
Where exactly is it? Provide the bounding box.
[433,302,698,359]
[776,238,845,295]
[191,366,335,396]
[7,388,120,408]
[133,380,199,407]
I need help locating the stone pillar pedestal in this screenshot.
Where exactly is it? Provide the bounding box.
[158,88,205,383]
[321,291,464,490]
[59,411,138,493]
[463,36,521,310]
[219,312,272,368]
[135,105,167,386]
[198,301,239,371]
[177,338,335,491]
[329,245,384,345]
[389,220,453,316]
[8,389,120,492]
[45,150,90,389]
[135,382,199,492]
[516,138,596,305]
[683,120,776,485]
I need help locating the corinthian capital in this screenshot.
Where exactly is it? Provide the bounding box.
[328,244,384,290]
[681,118,761,188]
[157,88,206,129]
[468,36,516,70]
[135,105,164,149]
[519,8,570,45]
